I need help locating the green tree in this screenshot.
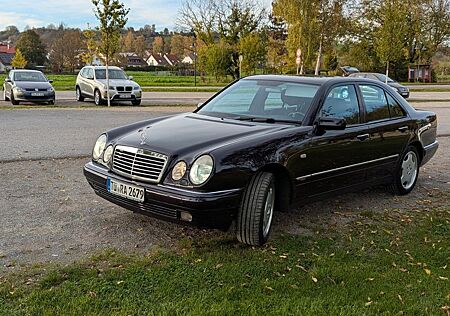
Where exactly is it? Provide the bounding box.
[92,0,129,107]
[16,29,46,66]
[152,36,164,54]
[11,49,27,69]
[198,41,233,79]
[239,32,267,74]
[81,26,98,65]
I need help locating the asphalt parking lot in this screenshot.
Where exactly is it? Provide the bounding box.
[0,105,449,269]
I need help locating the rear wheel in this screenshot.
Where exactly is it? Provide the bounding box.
[389,146,420,195]
[94,89,104,106]
[237,172,276,246]
[76,86,84,102]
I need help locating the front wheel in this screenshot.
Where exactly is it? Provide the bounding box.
[237,172,276,246]
[11,93,19,105]
[94,89,104,106]
[390,146,420,195]
[132,99,141,106]
[48,99,55,105]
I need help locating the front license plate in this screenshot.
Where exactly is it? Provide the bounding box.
[107,178,145,202]
[31,92,44,96]
[119,94,129,98]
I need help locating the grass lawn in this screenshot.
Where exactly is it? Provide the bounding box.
[1,195,448,315]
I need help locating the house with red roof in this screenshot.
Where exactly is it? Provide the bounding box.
[0,42,16,73]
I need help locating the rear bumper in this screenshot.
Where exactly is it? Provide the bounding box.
[84,162,242,229]
[421,140,439,166]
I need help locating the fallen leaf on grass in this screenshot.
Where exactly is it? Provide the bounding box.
[312,276,318,283]
[265,286,274,291]
[439,276,448,280]
[215,264,223,269]
[424,268,431,275]
[398,294,404,304]
[365,301,373,306]
[116,281,124,285]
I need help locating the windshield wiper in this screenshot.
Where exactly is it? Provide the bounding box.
[232,116,302,125]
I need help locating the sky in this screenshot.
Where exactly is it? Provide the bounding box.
[0,0,272,32]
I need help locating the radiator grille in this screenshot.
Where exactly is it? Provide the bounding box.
[112,145,168,183]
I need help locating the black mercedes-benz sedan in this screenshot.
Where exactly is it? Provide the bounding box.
[3,70,55,105]
[84,75,439,246]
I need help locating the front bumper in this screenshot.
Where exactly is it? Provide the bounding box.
[84,162,242,229]
[102,90,141,101]
[14,91,55,102]
[421,140,439,166]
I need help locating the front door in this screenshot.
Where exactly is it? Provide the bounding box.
[294,84,372,198]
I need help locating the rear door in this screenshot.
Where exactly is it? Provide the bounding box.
[358,84,411,180]
[294,84,372,197]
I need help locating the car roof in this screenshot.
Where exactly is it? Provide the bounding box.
[11,69,43,73]
[84,66,122,70]
[242,75,374,86]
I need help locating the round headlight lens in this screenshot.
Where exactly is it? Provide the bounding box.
[172,161,187,181]
[103,145,114,163]
[189,155,214,185]
[92,134,107,161]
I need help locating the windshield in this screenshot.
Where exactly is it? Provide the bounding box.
[376,74,395,83]
[95,69,128,80]
[14,72,47,82]
[197,80,320,123]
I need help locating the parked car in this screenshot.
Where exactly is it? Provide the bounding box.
[348,72,410,98]
[84,75,438,246]
[75,66,142,106]
[3,69,55,105]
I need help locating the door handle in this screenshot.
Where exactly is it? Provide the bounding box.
[398,126,409,133]
[356,134,370,141]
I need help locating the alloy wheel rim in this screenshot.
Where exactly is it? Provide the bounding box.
[76,88,80,100]
[95,91,99,104]
[401,151,418,190]
[262,184,275,237]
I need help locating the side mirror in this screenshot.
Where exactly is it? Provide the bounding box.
[88,76,94,80]
[48,79,53,83]
[4,78,12,83]
[317,117,347,130]
[128,76,134,80]
[197,102,203,108]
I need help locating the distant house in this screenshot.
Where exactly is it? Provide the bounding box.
[119,52,147,68]
[181,53,196,65]
[146,53,170,67]
[146,53,180,67]
[0,42,16,73]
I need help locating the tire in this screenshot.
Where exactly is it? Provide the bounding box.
[3,87,9,101]
[48,99,55,105]
[94,89,104,106]
[11,93,19,105]
[237,172,276,246]
[389,145,420,195]
[76,86,84,102]
[132,99,141,106]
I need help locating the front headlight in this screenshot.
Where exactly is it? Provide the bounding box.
[14,86,24,93]
[92,134,107,161]
[172,161,187,181]
[133,86,141,91]
[103,145,114,164]
[189,155,214,185]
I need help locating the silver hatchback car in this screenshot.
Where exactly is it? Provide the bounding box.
[75,66,142,105]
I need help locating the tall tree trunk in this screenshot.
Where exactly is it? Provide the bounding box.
[315,38,322,76]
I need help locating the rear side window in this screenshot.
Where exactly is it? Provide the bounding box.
[319,85,360,125]
[360,85,390,122]
[386,93,406,118]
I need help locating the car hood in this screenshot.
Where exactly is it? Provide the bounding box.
[113,113,302,157]
[96,79,138,87]
[388,82,405,89]
[14,81,52,89]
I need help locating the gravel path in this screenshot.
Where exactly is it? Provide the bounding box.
[1,138,448,270]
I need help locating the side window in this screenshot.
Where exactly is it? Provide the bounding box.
[87,68,94,79]
[386,93,406,118]
[320,85,360,125]
[360,85,390,122]
[81,68,88,78]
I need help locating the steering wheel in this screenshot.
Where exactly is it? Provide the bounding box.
[288,111,305,121]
